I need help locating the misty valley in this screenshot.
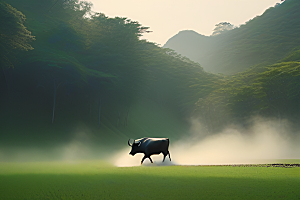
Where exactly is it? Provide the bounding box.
[1,0,300,165]
[1,1,300,199]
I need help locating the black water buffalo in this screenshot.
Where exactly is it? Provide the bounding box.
[128,137,171,164]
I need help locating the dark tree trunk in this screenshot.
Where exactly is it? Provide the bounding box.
[1,68,10,95]
[98,98,101,127]
[48,0,60,12]
[52,80,61,124]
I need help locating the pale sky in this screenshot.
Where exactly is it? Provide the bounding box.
[89,0,281,46]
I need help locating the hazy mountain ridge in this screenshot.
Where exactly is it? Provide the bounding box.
[164,0,300,74]
[163,30,212,63]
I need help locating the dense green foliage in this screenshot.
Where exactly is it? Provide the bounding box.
[0,161,299,200]
[164,0,300,75]
[0,0,217,151]
[0,0,35,68]
[194,60,300,132]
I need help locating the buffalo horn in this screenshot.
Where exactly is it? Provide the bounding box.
[128,139,132,147]
[138,141,141,146]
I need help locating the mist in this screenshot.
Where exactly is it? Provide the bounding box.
[112,117,300,167]
[0,125,109,162]
[1,116,299,165]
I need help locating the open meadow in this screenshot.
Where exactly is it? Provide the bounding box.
[0,160,299,200]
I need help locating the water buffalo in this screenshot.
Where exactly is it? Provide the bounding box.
[128,137,171,164]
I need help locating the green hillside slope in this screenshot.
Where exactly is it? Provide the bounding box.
[194,60,300,133]
[164,0,300,74]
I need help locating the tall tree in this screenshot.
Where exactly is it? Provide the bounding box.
[0,1,35,68]
[212,22,234,36]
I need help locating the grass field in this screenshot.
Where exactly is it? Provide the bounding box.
[0,161,299,200]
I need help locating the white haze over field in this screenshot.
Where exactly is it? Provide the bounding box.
[112,117,300,167]
[1,117,299,165]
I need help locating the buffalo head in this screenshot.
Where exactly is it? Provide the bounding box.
[128,139,141,156]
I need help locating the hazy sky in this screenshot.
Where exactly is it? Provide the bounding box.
[89,0,281,45]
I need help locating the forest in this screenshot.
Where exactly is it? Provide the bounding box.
[0,0,300,160]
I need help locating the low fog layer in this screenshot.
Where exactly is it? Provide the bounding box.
[113,117,300,167]
[0,127,108,162]
[1,117,299,165]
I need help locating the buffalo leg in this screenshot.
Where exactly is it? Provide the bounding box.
[163,153,167,162]
[168,151,171,161]
[141,156,153,164]
[148,156,153,163]
[141,155,147,164]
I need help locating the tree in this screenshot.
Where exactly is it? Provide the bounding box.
[212,22,234,36]
[0,1,35,68]
[48,0,93,17]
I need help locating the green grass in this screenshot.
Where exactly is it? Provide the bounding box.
[0,161,299,200]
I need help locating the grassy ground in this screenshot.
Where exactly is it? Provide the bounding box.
[0,161,299,200]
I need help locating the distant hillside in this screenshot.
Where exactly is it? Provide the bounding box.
[163,30,212,63]
[164,0,300,74]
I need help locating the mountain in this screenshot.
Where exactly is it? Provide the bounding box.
[163,30,211,63]
[164,0,300,74]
